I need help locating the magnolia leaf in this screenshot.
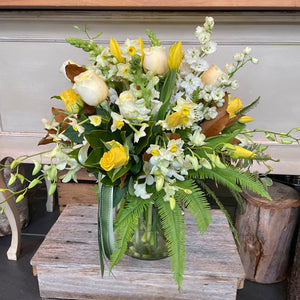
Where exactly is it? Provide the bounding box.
[85,148,104,166]
[107,162,132,182]
[63,125,84,144]
[201,93,229,137]
[85,130,122,149]
[65,64,87,83]
[52,107,68,125]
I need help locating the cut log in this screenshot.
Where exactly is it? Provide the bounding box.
[235,181,300,283]
[287,225,300,300]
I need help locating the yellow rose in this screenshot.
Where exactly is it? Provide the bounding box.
[143,46,168,75]
[73,70,109,106]
[59,89,83,113]
[200,64,225,86]
[100,141,129,171]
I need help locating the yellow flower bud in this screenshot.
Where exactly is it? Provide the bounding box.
[100,141,129,171]
[168,41,183,70]
[232,146,256,159]
[110,38,124,63]
[166,112,182,128]
[60,89,84,113]
[238,116,255,123]
[138,37,144,60]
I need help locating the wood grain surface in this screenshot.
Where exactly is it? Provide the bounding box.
[0,0,299,9]
[31,204,245,299]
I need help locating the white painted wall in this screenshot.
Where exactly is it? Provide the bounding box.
[0,11,299,174]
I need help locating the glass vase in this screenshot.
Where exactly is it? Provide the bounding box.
[126,204,168,260]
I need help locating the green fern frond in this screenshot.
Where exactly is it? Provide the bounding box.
[176,180,212,234]
[198,181,240,248]
[193,167,243,193]
[109,196,149,272]
[193,167,271,200]
[157,197,186,290]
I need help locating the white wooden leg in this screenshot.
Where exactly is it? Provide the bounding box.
[0,192,21,260]
[45,179,54,212]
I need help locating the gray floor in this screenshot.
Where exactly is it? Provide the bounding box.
[0,178,296,300]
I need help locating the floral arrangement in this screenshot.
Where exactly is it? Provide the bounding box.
[2,17,300,289]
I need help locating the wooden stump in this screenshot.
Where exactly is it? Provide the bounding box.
[235,181,300,283]
[287,225,300,300]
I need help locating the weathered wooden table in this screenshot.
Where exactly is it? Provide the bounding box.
[31,204,244,300]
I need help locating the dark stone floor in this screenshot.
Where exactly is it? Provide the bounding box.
[0,174,298,300]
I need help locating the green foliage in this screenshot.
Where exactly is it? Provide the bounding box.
[109,195,150,272]
[237,96,260,115]
[193,166,271,200]
[156,196,186,290]
[145,29,161,46]
[198,180,241,248]
[176,180,212,234]
[97,178,114,276]
[156,71,177,121]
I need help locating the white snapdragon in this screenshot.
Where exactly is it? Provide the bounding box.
[180,73,203,98]
[204,16,214,31]
[204,106,218,120]
[243,47,252,55]
[211,88,225,101]
[224,63,235,74]
[201,41,217,55]
[231,80,239,90]
[251,57,259,64]
[184,48,201,65]
[233,52,245,62]
[190,58,209,74]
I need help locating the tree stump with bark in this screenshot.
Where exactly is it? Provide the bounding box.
[235,181,300,283]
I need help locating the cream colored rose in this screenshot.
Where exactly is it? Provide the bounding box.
[73,70,109,106]
[200,64,225,87]
[143,46,168,75]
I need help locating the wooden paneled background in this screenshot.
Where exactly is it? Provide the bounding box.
[0,10,299,174]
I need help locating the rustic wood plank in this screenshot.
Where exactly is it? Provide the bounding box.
[31,204,244,299]
[0,0,298,9]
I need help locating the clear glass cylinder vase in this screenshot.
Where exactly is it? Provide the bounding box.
[126,204,168,260]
